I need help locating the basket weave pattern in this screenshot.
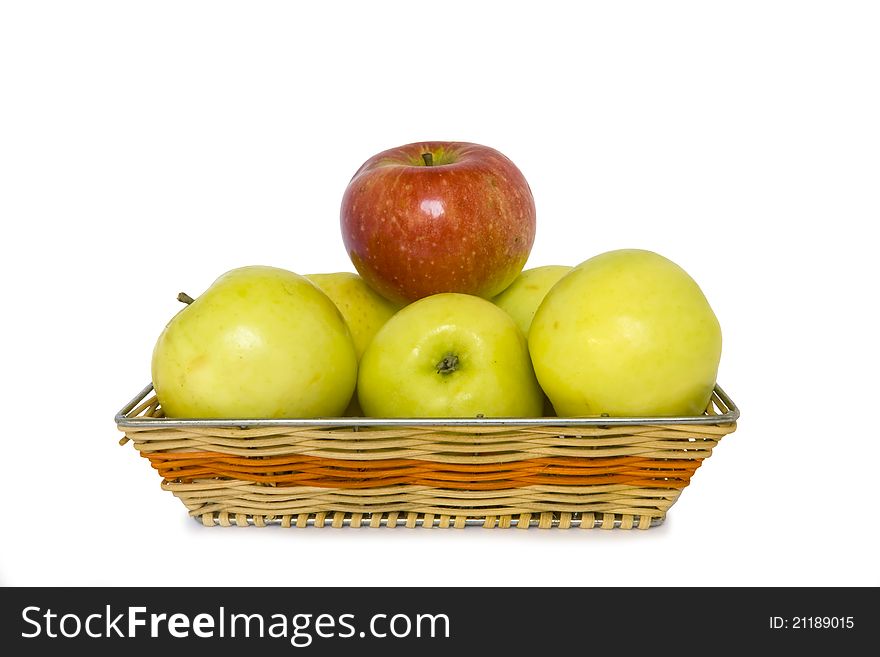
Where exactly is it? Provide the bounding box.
[119,390,737,529]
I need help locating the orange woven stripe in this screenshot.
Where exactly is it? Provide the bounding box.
[145,451,703,490]
[145,452,687,472]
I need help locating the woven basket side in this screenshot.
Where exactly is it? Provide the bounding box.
[124,424,730,461]
[118,391,737,529]
[163,480,680,528]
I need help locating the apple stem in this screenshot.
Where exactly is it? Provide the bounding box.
[177,292,195,305]
[421,152,434,166]
[436,354,459,375]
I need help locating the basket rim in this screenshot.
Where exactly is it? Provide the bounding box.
[115,382,739,429]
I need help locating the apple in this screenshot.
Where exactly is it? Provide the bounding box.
[305,271,401,416]
[340,141,536,305]
[305,272,401,360]
[529,249,722,417]
[358,293,544,417]
[151,265,358,418]
[492,265,572,416]
[492,265,573,336]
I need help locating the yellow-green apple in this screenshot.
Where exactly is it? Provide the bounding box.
[492,265,572,416]
[151,265,358,418]
[305,271,401,416]
[358,293,543,417]
[305,272,401,359]
[340,141,536,305]
[492,265,573,336]
[529,250,721,417]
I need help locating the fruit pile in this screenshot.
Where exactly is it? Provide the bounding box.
[151,141,721,420]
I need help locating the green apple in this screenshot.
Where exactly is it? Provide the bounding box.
[492,265,573,336]
[306,272,401,417]
[151,265,358,418]
[358,293,544,417]
[305,272,401,359]
[529,249,721,417]
[492,265,572,416]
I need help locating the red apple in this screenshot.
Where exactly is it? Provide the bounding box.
[340,141,536,304]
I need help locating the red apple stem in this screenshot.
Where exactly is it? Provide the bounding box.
[177,292,195,305]
[421,152,434,166]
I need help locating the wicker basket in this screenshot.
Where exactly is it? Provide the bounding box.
[115,384,738,530]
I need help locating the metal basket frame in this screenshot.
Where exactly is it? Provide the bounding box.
[116,383,739,429]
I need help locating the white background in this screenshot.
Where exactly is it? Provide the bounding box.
[2,1,878,587]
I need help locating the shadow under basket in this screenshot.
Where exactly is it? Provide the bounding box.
[115,385,739,530]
